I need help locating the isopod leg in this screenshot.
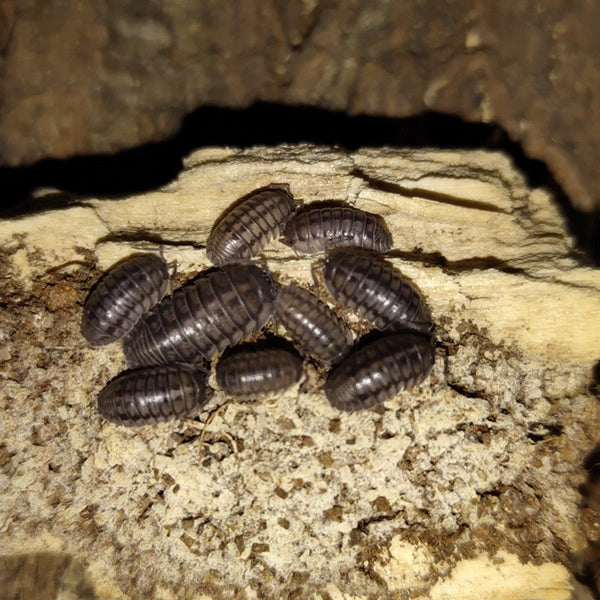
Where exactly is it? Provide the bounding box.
[310,261,325,297]
[167,259,178,293]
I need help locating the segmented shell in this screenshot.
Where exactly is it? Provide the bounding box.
[123,264,276,366]
[81,253,168,346]
[216,344,303,397]
[206,184,298,265]
[97,365,211,426]
[324,249,433,334]
[275,284,353,365]
[325,333,435,411]
[281,205,392,254]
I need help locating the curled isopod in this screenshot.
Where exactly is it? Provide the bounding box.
[280,204,392,254]
[275,284,353,366]
[97,365,212,426]
[123,264,276,367]
[325,333,435,411]
[324,249,433,334]
[206,184,298,266]
[216,343,303,398]
[81,253,169,346]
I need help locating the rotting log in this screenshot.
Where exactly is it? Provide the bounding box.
[0,145,598,599]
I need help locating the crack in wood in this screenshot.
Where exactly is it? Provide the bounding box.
[97,231,206,249]
[356,511,401,533]
[350,167,509,214]
[447,383,484,400]
[386,248,527,275]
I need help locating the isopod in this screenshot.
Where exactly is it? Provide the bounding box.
[325,333,435,411]
[324,249,433,334]
[206,184,298,265]
[275,284,353,366]
[81,253,169,346]
[123,264,276,367]
[216,344,303,398]
[281,204,392,254]
[97,365,212,426]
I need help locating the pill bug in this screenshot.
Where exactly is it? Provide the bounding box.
[97,365,212,426]
[325,333,435,411]
[324,249,433,334]
[206,184,298,266]
[123,264,276,367]
[216,344,303,398]
[275,284,353,366]
[281,204,392,254]
[81,253,169,347]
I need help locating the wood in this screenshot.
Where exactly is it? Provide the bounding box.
[0,145,597,599]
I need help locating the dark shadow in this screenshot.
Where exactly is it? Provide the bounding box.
[590,360,600,397]
[0,552,97,600]
[97,230,205,249]
[0,103,597,263]
[583,442,600,471]
[571,543,600,600]
[525,422,564,442]
[219,334,301,359]
[350,328,433,351]
[295,200,351,210]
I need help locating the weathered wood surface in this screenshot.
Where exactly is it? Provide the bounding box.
[0,145,598,599]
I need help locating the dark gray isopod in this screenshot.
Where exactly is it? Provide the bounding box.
[325,333,435,411]
[275,284,353,366]
[123,264,276,367]
[281,205,392,254]
[324,249,433,334]
[97,365,212,426]
[81,253,169,346]
[216,345,303,398]
[206,184,298,266]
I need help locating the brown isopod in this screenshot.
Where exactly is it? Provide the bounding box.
[325,332,435,411]
[81,253,169,346]
[280,204,392,254]
[216,344,303,398]
[324,249,433,335]
[97,365,212,426]
[206,184,298,266]
[123,264,276,367]
[275,284,353,366]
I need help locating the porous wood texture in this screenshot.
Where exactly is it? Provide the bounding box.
[0,145,598,599]
[0,2,599,214]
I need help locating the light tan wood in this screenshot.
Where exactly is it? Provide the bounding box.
[0,145,596,599]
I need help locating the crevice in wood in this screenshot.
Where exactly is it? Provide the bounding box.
[349,166,509,214]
